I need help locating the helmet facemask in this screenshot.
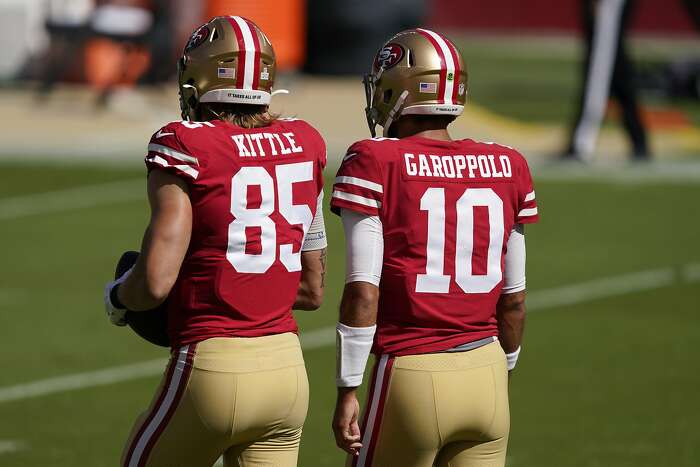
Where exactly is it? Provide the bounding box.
[363,73,378,138]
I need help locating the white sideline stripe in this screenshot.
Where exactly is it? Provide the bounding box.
[681,263,700,282]
[1,163,697,222]
[0,440,26,455]
[335,176,383,193]
[147,143,198,165]
[0,179,144,221]
[0,327,335,404]
[0,263,698,404]
[0,360,167,403]
[527,268,677,310]
[332,190,381,209]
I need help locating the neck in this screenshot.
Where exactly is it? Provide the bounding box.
[405,128,452,141]
[392,115,454,141]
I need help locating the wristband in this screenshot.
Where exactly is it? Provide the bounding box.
[109,283,127,310]
[506,346,521,371]
[336,323,376,387]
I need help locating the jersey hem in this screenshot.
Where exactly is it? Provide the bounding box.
[375,332,499,357]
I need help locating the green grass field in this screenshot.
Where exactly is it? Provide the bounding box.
[0,160,699,466]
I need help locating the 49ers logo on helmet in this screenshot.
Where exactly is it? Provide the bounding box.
[185,25,209,51]
[375,43,404,70]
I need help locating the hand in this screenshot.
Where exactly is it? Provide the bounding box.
[332,388,363,456]
[104,267,132,326]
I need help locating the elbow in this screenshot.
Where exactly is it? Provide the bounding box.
[307,287,324,310]
[144,277,175,306]
[497,291,527,316]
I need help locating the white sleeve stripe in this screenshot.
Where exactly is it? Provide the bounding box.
[148,143,199,165]
[147,155,199,179]
[518,207,538,217]
[524,190,536,202]
[334,176,383,193]
[332,190,381,209]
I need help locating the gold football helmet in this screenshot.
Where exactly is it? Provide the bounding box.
[178,16,278,120]
[364,28,468,137]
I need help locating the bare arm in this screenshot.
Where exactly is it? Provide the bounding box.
[339,282,379,328]
[333,281,379,455]
[294,248,327,310]
[336,281,379,395]
[333,210,383,456]
[118,170,192,310]
[498,223,527,372]
[496,291,526,354]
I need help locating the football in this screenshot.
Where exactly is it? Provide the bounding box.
[114,251,170,347]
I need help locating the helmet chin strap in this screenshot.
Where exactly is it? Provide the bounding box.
[181,84,199,121]
[205,106,224,120]
[382,90,409,137]
[363,74,377,137]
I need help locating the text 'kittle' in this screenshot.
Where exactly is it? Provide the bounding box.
[231,132,304,157]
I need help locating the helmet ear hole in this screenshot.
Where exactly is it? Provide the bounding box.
[383,89,393,104]
[407,50,415,67]
[210,27,219,42]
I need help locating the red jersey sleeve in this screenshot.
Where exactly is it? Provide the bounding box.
[289,118,327,197]
[145,122,201,182]
[330,141,384,217]
[515,154,539,224]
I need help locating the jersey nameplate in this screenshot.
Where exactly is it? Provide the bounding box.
[403,153,513,181]
[231,132,304,158]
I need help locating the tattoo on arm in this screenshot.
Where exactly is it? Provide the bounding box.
[319,249,327,288]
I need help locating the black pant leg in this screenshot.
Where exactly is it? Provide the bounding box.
[566,0,596,156]
[608,0,649,158]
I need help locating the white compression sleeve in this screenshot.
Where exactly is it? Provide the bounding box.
[340,209,384,286]
[502,224,526,294]
[301,191,327,251]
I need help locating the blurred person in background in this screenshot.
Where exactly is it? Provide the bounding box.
[137,0,175,85]
[103,16,327,467]
[23,0,94,93]
[85,0,155,105]
[565,0,650,161]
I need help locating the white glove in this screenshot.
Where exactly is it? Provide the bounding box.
[104,267,133,326]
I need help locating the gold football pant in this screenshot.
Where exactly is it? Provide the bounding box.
[121,333,309,467]
[349,341,510,467]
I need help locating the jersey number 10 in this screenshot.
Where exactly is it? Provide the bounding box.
[417,187,504,294]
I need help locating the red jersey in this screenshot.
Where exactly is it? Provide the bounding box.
[330,136,538,356]
[144,118,326,348]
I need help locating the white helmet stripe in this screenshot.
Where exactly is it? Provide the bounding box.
[230,16,257,90]
[418,28,456,105]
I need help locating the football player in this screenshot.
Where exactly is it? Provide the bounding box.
[330,29,539,467]
[103,17,327,467]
